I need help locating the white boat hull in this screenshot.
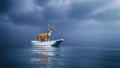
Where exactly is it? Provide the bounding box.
[31,39,64,47]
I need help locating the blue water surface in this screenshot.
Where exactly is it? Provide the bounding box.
[1,43,120,68]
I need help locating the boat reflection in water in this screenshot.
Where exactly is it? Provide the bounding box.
[31,45,64,68]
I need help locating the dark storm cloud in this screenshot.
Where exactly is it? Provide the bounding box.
[0,0,12,13]
[6,0,107,26]
[0,23,8,42]
[92,10,120,22]
[0,0,110,26]
[90,0,120,22]
[68,1,105,19]
[35,0,49,6]
[9,12,44,26]
[0,0,119,26]
[5,0,67,26]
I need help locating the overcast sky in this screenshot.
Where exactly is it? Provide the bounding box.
[0,0,120,44]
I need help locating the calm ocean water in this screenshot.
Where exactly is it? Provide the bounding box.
[1,43,120,68]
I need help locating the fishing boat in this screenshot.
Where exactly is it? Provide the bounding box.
[31,39,64,47]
